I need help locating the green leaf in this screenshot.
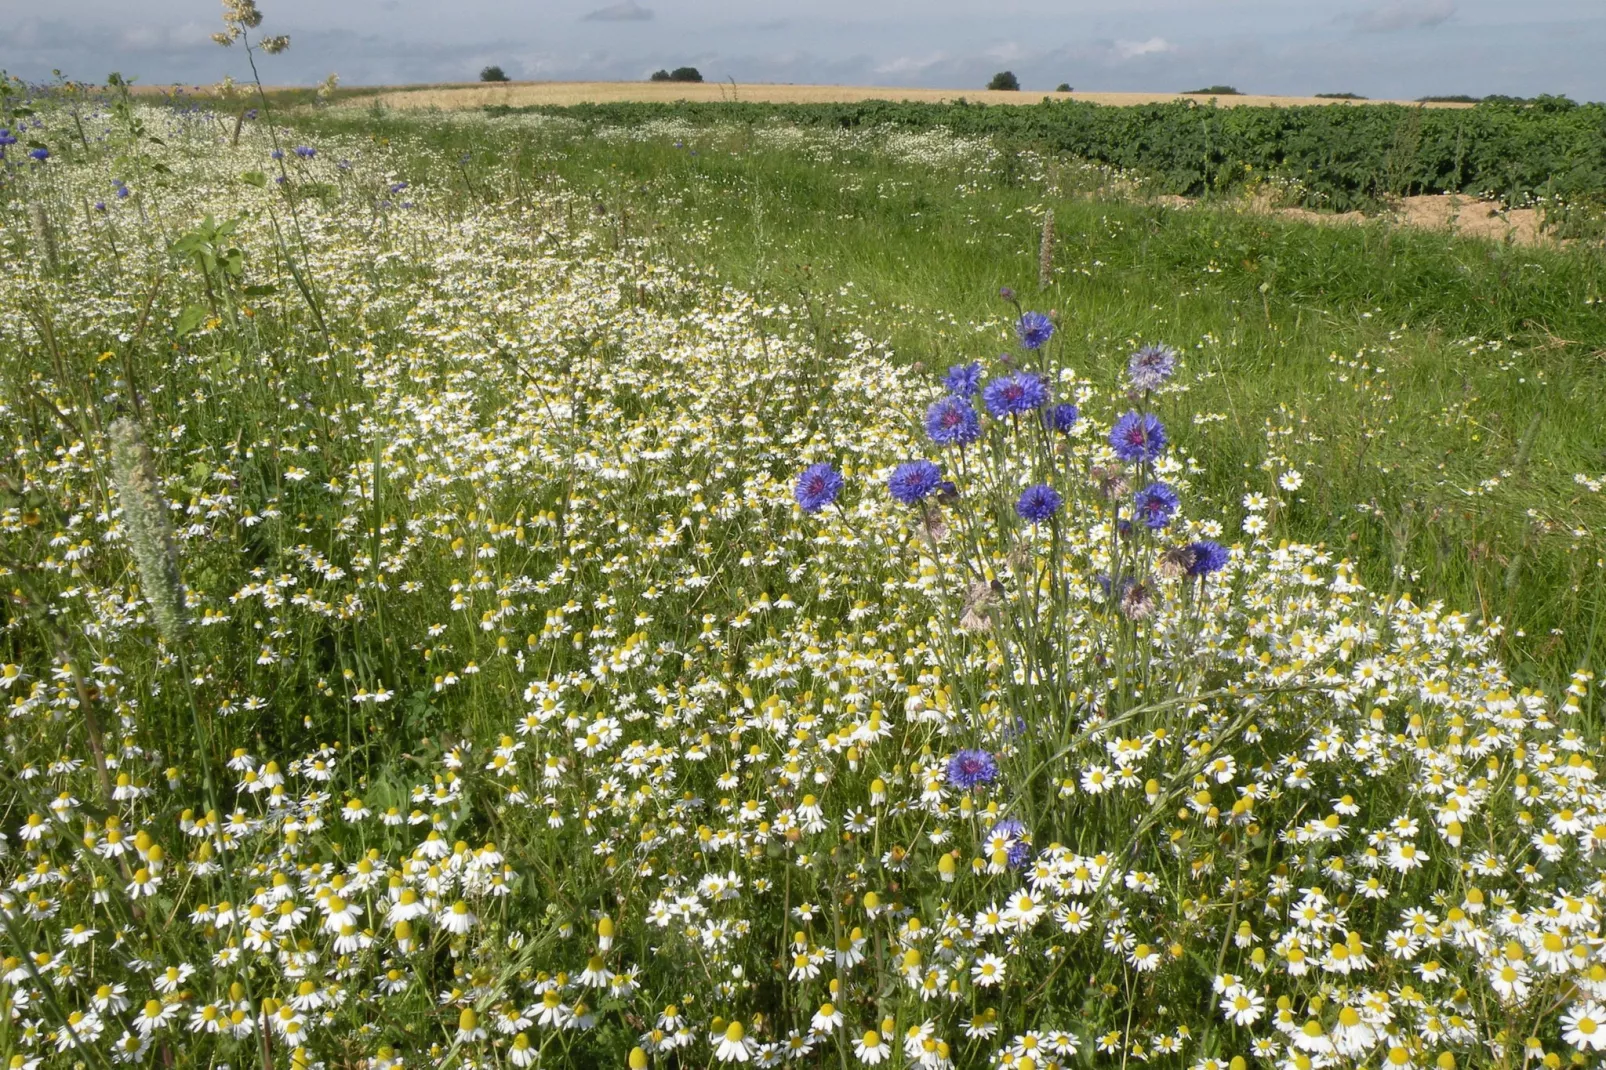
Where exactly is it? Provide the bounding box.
[174,304,208,337]
[242,283,278,296]
[240,171,267,188]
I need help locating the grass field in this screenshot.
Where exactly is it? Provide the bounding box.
[1,82,1604,1070]
[357,82,1477,112]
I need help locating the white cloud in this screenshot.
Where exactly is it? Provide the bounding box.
[1350,0,1455,33]
[583,1,653,22]
[1113,37,1176,60]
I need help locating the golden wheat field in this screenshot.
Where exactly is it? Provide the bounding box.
[358,80,1474,111]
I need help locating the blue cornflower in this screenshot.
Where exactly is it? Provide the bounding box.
[888,461,943,505]
[943,362,982,398]
[1046,402,1079,434]
[28,147,48,162]
[271,148,284,160]
[1186,540,1229,576]
[0,129,15,148]
[946,749,998,791]
[245,108,259,120]
[1128,344,1178,391]
[1133,482,1180,529]
[982,372,1049,417]
[1016,484,1062,524]
[1015,311,1054,350]
[389,181,409,193]
[94,201,106,212]
[1109,411,1168,464]
[987,817,1032,868]
[293,145,316,158]
[795,463,844,514]
[925,395,981,447]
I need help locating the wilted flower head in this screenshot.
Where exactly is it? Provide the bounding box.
[888,461,943,506]
[924,395,980,447]
[1127,344,1178,391]
[943,362,982,399]
[982,372,1049,418]
[1109,411,1167,464]
[1015,311,1054,350]
[795,463,844,513]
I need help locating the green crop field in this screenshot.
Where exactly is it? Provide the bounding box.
[2,66,1605,1070]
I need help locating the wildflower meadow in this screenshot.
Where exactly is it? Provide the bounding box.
[2,20,1606,1070]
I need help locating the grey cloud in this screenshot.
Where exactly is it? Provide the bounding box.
[583,1,653,22]
[1349,0,1455,33]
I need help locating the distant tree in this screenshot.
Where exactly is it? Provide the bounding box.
[987,71,1020,91]
[1055,83,1072,93]
[1417,94,1479,103]
[650,69,672,81]
[480,65,510,83]
[1314,92,1367,100]
[1185,85,1241,95]
[669,67,703,83]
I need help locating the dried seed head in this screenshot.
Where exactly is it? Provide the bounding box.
[107,419,188,643]
[1119,581,1155,621]
[1038,208,1055,290]
[1157,545,1196,579]
[29,203,59,275]
[1092,466,1130,501]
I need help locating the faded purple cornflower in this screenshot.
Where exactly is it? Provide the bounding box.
[946,749,998,791]
[982,372,1049,417]
[1133,482,1180,529]
[925,395,981,446]
[943,362,982,398]
[1015,311,1054,350]
[1186,540,1229,576]
[1127,344,1178,391]
[998,286,1016,302]
[1016,484,1062,524]
[1109,411,1167,464]
[1046,402,1079,434]
[794,463,843,514]
[987,817,1031,869]
[888,461,943,505]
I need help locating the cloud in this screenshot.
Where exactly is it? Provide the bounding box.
[582,1,653,22]
[1113,37,1176,60]
[1349,0,1455,33]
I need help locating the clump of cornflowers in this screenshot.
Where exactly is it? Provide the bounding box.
[1015,310,1054,350]
[946,748,998,790]
[1126,343,1177,391]
[982,371,1049,417]
[943,362,981,398]
[1015,483,1061,524]
[925,394,980,446]
[1046,402,1079,433]
[888,460,943,505]
[1132,482,1179,529]
[1109,410,1167,463]
[794,462,843,513]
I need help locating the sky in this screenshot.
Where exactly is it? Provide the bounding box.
[6,0,1604,101]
